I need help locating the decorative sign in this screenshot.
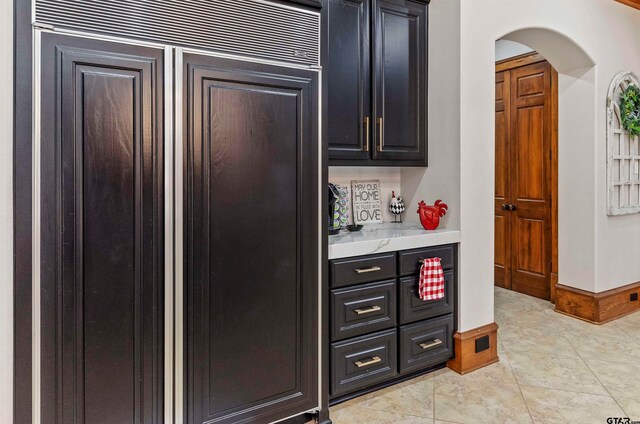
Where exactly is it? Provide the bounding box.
[351,180,383,224]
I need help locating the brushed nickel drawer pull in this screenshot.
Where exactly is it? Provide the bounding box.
[363,116,370,152]
[354,266,381,274]
[354,305,382,315]
[420,339,443,350]
[377,117,384,152]
[355,356,382,368]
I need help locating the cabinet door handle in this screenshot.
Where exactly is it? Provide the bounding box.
[354,266,381,274]
[377,117,384,152]
[354,356,382,368]
[502,204,509,211]
[363,116,370,152]
[354,305,382,315]
[419,339,443,350]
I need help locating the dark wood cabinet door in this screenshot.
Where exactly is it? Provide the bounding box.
[372,0,427,165]
[184,54,319,424]
[39,33,165,423]
[326,0,372,161]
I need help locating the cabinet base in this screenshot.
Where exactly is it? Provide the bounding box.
[446,322,499,375]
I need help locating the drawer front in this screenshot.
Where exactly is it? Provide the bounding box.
[399,245,455,276]
[399,315,454,374]
[330,329,397,397]
[330,252,397,288]
[399,270,454,325]
[331,280,397,341]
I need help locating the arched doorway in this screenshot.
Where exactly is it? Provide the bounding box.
[494,28,597,298]
[493,44,558,301]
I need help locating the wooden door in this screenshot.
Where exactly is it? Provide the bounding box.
[494,70,511,289]
[494,56,556,301]
[326,0,372,161]
[372,0,427,165]
[184,54,319,424]
[509,61,553,300]
[39,33,165,423]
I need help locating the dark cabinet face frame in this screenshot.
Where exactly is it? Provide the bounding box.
[25,27,323,424]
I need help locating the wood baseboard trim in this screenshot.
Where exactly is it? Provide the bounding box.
[550,273,558,304]
[555,281,640,324]
[447,322,499,375]
[616,0,640,10]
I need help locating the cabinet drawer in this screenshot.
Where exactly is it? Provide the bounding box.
[399,315,454,374]
[398,245,454,276]
[330,329,397,397]
[399,270,454,325]
[331,280,397,341]
[330,253,397,288]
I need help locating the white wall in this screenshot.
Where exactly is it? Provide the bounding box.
[402,0,461,232]
[456,0,640,331]
[495,39,533,61]
[0,0,13,420]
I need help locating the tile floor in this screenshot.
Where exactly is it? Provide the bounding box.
[329,287,640,423]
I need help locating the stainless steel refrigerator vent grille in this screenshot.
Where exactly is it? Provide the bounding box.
[35,0,320,66]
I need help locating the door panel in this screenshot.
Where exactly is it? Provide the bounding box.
[326,0,371,160]
[373,0,427,164]
[516,218,545,275]
[516,106,545,201]
[39,33,165,423]
[184,54,318,424]
[494,71,511,289]
[509,61,552,300]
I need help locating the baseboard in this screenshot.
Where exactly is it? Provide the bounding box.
[447,322,499,375]
[551,273,558,304]
[555,281,640,324]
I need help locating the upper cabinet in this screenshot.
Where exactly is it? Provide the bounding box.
[325,0,428,166]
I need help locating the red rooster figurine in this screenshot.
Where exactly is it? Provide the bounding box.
[417,200,448,230]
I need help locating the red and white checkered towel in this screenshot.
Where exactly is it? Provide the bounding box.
[419,257,445,301]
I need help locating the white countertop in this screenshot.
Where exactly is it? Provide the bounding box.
[328,223,461,259]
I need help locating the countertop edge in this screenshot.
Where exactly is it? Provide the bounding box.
[328,229,461,260]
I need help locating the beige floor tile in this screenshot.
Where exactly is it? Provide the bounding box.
[353,373,434,418]
[560,319,633,340]
[610,316,640,341]
[434,359,518,397]
[435,382,532,424]
[499,326,577,358]
[520,385,626,424]
[434,360,532,424]
[563,331,640,364]
[330,404,433,424]
[506,349,607,395]
[616,398,640,420]
[585,359,640,400]
[496,310,570,335]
